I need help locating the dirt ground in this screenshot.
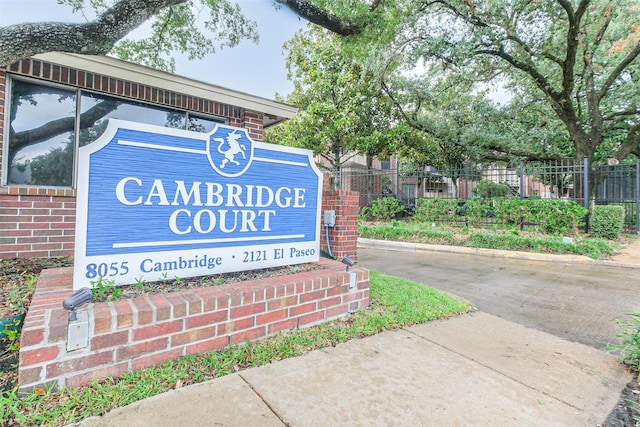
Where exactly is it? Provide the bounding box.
[608,237,640,265]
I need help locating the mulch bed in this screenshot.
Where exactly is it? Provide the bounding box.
[603,374,640,427]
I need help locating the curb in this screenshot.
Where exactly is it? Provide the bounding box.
[357,238,640,269]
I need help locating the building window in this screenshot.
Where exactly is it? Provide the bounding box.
[381,158,391,170]
[4,76,228,188]
[79,92,187,147]
[7,79,77,186]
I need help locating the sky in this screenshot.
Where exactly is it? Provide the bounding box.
[0,0,308,100]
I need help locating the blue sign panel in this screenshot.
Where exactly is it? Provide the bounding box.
[73,119,322,289]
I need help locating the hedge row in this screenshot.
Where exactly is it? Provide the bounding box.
[362,197,590,235]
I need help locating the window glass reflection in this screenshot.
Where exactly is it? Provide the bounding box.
[7,80,76,186]
[6,78,234,188]
[79,92,186,146]
[187,114,225,133]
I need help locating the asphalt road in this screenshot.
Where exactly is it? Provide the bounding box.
[358,247,640,350]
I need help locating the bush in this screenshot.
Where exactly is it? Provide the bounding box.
[462,198,497,226]
[369,197,405,221]
[358,206,371,221]
[413,198,461,222]
[490,198,587,234]
[473,179,511,198]
[535,199,588,234]
[520,199,587,234]
[590,205,625,239]
[492,197,525,225]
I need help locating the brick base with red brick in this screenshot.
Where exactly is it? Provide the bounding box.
[19,257,369,391]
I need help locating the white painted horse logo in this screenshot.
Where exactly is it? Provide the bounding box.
[207,126,253,177]
[214,131,246,169]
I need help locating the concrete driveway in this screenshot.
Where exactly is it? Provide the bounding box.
[358,244,640,350]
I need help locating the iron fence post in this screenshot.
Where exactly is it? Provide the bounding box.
[519,161,524,199]
[583,157,589,233]
[395,158,399,199]
[464,163,469,200]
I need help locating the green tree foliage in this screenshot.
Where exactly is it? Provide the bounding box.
[350,0,640,165]
[0,0,248,69]
[264,27,402,175]
[0,0,351,70]
[382,69,496,169]
[108,0,259,72]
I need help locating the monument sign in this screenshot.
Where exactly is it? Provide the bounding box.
[73,119,322,289]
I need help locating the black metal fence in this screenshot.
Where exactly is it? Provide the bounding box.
[327,159,640,232]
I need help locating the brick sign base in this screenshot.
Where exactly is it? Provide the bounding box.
[19,259,369,391]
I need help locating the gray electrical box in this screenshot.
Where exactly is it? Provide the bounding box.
[67,310,89,351]
[324,210,336,227]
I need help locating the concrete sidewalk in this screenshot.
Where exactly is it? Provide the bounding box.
[78,311,631,426]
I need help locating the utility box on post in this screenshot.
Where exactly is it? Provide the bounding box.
[324,210,336,227]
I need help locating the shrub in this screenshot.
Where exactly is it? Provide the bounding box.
[520,199,587,234]
[369,197,405,221]
[413,198,461,222]
[492,197,524,225]
[358,206,371,221]
[473,179,511,198]
[491,198,587,234]
[462,198,497,226]
[590,205,625,239]
[536,199,588,234]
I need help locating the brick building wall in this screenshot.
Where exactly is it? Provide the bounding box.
[0,187,76,258]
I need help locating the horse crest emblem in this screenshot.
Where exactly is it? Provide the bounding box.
[207,126,254,177]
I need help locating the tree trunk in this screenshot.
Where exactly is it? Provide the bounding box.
[0,0,186,66]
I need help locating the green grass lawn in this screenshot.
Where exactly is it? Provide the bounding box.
[359,220,619,260]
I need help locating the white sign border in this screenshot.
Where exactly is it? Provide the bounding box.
[73,119,322,289]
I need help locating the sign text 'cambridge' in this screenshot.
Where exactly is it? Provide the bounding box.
[73,120,322,289]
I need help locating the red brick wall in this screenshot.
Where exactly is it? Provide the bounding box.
[0,188,76,258]
[320,190,360,261]
[242,110,264,141]
[0,60,266,259]
[2,59,259,123]
[19,258,370,391]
